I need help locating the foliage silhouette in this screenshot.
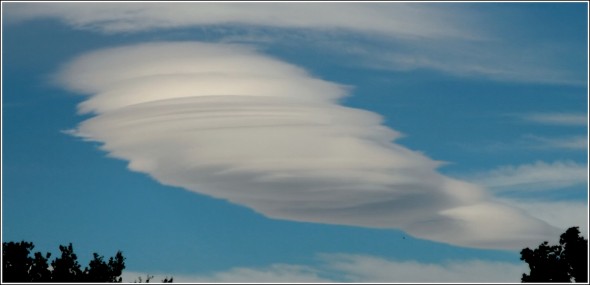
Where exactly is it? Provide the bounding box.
[134,274,174,283]
[520,226,588,283]
[2,241,125,282]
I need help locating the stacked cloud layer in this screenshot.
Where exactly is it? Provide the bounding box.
[58,42,558,249]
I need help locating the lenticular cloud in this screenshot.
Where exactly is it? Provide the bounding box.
[58,42,558,249]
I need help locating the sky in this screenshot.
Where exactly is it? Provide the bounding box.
[1,1,588,283]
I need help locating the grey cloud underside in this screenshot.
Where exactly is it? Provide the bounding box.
[60,42,558,250]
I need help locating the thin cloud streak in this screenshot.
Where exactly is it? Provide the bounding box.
[5,2,586,85]
[3,2,478,40]
[123,254,527,283]
[452,135,587,153]
[468,160,588,193]
[347,43,587,86]
[522,135,588,151]
[520,113,588,126]
[58,41,558,250]
[499,199,588,237]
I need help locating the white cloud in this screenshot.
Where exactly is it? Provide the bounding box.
[123,254,528,283]
[522,135,588,150]
[123,264,331,283]
[468,160,588,193]
[56,41,559,250]
[450,135,588,153]
[499,199,588,239]
[348,42,586,86]
[520,113,588,126]
[485,135,587,152]
[3,2,477,40]
[461,160,587,240]
[323,254,527,283]
[175,264,330,283]
[4,2,586,85]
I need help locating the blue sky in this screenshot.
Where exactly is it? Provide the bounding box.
[1,2,588,282]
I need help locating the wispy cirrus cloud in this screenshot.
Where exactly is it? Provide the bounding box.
[522,135,588,151]
[4,2,586,85]
[464,135,588,152]
[125,264,330,283]
[123,254,527,283]
[499,199,588,237]
[519,113,588,126]
[57,41,558,250]
[340,40,587,86]
[321,254,526,283]
[3,2,478,39]
[467,160,587,193]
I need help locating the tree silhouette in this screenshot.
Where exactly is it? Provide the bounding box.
[2,241,47,282]
[50,243,84,282]
[83,251,125,282]
[29,251,52,282]
[520,226,588,283]
[134,274,174,283]
[2,241,126,282]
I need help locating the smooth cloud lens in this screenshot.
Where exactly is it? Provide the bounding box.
[58,42,558,249]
